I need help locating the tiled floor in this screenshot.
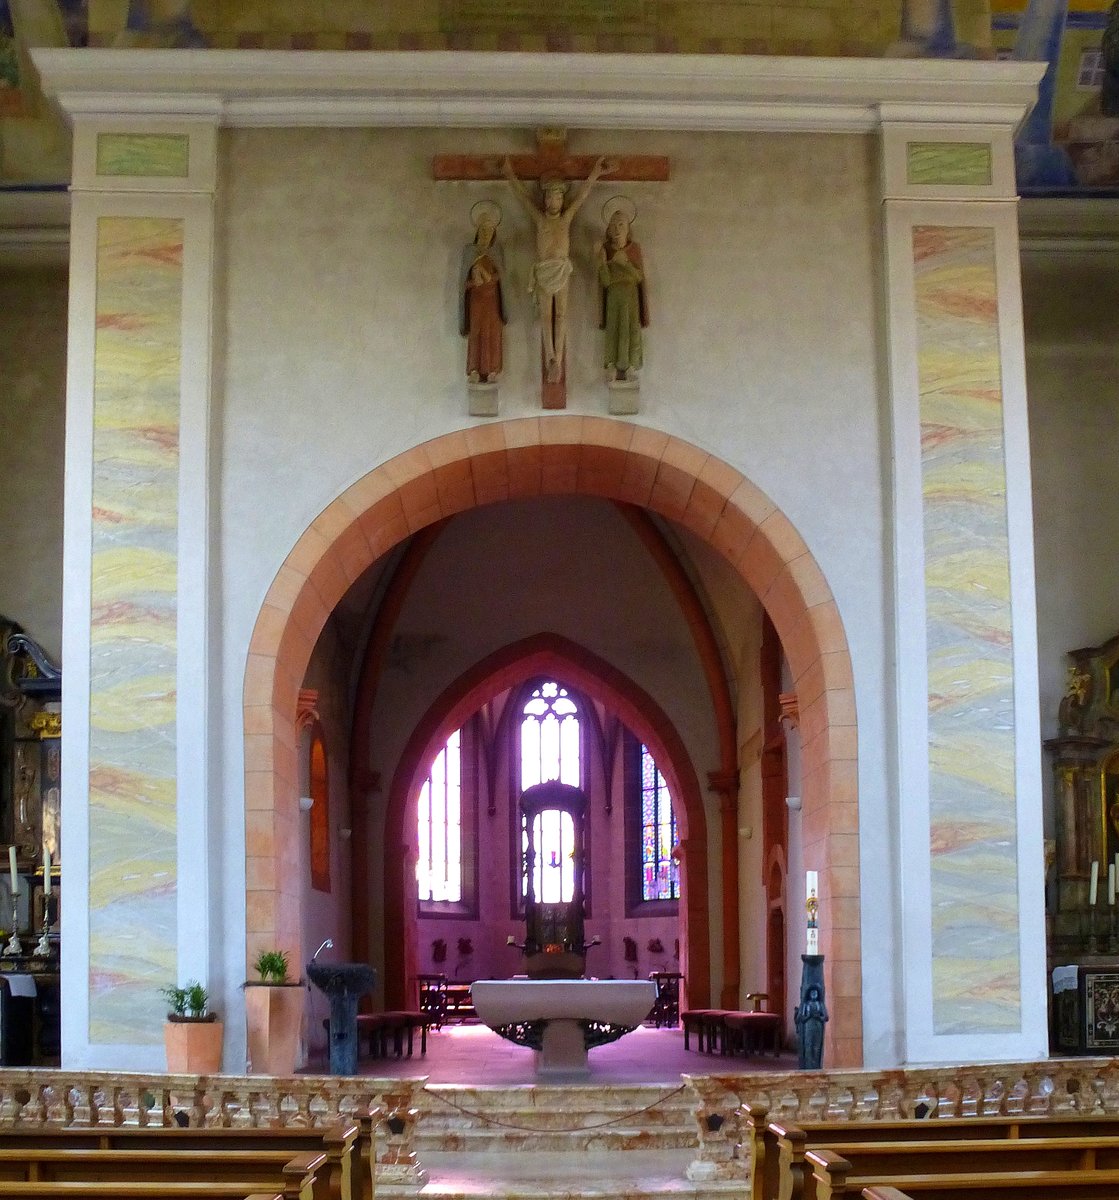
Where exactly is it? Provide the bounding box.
[319,1022,796,1083]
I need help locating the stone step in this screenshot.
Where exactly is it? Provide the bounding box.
[416,1125,698,1153]
[415,1082,697,1152]
[382,1150,744,1200]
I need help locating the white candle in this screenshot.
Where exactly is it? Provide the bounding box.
[806,927,819,955]
[806,870,818,899]
[1090,860,1099,906]
[8,846,16,894]
[43,848,51,898]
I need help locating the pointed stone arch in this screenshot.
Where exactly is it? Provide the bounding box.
[378,632,710,1010]
[243,416,862,1065]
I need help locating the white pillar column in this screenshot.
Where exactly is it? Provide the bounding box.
[880,121,1048,1062]
[61,119,216,1069]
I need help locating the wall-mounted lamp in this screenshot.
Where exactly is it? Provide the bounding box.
[339,827,352,840]
[299,795,314,812]
[785,795,802,812]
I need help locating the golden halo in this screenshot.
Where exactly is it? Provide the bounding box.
[470,200,502,229]
[602,195,637,225]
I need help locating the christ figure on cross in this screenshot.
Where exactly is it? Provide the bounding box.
[502,154,612,384]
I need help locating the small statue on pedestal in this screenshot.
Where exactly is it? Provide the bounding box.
[461,201,506,412]
[595,197,648,400]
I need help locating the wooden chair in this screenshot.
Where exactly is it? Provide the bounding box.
[417,973,448,1030]
[648,972,683,1027]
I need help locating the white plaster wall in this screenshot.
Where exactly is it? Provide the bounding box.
[215,126,894,1060]
[1024,249,1119,832]
[0,267,66,659]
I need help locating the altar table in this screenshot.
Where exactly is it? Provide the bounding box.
[470,978,656,1079]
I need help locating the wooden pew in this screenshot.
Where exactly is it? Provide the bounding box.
[743,1106,1119,1200]
[0,1147,328,1192]
[811,1148,1119,1200]
[0,1120,367,1200]
[0,1181,306,1199]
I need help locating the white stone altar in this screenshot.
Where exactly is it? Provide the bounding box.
[471,979,657,1079]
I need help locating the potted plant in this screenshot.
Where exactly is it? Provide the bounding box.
[244,949,304,1076]
[162,980,223,1074]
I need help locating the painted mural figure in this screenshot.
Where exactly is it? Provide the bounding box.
[595,198,648,382]
[460,202,506,383]
[502,154,611,383]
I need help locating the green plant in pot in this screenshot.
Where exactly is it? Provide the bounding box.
[161,979,223,1074]
[245,947,305,1076]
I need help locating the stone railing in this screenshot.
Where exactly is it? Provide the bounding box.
[684,1058,1119,1180]
[0,1070,429,1186]
[2,1058,1118,1188]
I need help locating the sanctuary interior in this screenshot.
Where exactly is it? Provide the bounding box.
[1,2,1119,1113]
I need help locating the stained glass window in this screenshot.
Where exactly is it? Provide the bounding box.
[641,744,678,901]
[520,681,581,903]
[520,680,580,788]
[416,728,462,903]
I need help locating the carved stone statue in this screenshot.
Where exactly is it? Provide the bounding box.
[795,982,828,1070]
[595,198,648,383]
[502,154,611,383]
[460,201,506,384]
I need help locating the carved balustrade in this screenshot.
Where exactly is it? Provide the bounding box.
[685,1058,1119,1179]
[0,1069,425,1187]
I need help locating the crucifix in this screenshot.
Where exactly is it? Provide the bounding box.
[434,129,669,409]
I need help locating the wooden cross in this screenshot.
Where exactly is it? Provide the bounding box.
[435,129,669,409]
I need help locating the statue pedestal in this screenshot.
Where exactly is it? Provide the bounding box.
[607,378,640,415]
[468,381,499,417]
[537,1017,591,1080]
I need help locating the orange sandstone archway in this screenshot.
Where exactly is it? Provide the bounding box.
[243,417,862,1066]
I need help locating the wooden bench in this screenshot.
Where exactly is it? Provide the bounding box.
[806,1139,1119,1200]
[0,1121,366,1200]
[0,1178,310,1199]
[357,1010,428,1057]
[743,1105,1119,1200]
[852,1167,1119,1198]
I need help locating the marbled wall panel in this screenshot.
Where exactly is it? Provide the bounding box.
[89,216,183,1043]
[914,224,1019,1035]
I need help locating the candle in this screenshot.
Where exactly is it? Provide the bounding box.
[1090,860,1099,906]
[1110,864,1116,906]
[806,927,819,955]
[8,846,16,894]
[806,871,818,900]
[43,848,51,898]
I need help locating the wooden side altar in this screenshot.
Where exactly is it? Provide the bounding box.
[1045,631,1119,1052]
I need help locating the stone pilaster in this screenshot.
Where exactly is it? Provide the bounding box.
[61,118,217,1068]
[879,117,1048,1062]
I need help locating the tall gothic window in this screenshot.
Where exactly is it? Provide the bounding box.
[308,726,330,893]
[520,680,581,788]
[624,730,679,914]
[519,681,583,907]
[416,728,462,904]
[639,743,678,901]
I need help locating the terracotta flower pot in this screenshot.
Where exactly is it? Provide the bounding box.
[163,1016,223,1074]
[244,981,305,1075]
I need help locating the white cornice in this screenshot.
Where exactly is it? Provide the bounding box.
[0,189,70,268]
[29,49,1044,134]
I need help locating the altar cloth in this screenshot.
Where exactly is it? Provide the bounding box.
[471,979,656,1026]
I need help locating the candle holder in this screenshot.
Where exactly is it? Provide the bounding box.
[1,884,22,957]
[794,954,828,1069]
[1109,908,1118,956]
[1088,904,1100,956]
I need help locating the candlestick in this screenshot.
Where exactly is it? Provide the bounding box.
[1090,860,1099,906]
[42,848,50,898]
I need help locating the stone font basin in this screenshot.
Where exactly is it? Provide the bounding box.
[307,961,377,998]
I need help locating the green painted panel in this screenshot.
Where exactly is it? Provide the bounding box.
[906,141,993,187]
[96,133,191,179]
